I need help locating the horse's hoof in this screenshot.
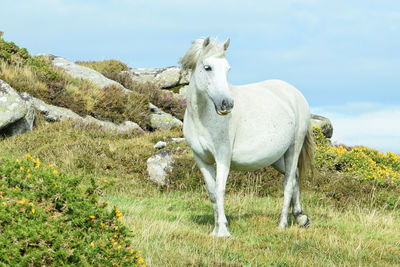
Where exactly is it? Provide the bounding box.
[277,221,288,230]
[296,214,310,228]
[210,226,231,238]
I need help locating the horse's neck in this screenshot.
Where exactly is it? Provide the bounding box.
[186,81,215,123]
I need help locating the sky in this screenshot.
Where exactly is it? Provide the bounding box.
[1,0,399,152]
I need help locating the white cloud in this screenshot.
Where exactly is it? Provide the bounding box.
[312,103,400,153]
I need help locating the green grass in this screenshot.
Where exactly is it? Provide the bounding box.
[105,188,400,266]
[1,119,399,266]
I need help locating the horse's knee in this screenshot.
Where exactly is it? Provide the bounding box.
[209,194,216,203]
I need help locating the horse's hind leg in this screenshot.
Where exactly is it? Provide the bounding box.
[278,143,303,229]
[292,170,310,227]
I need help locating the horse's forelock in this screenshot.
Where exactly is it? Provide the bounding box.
[179,38,225,71]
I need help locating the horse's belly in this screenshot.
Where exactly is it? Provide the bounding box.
[231,125,294,171]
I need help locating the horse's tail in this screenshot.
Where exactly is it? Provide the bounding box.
[298,126,315,181]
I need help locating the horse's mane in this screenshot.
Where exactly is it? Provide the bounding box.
[179,38,226,71]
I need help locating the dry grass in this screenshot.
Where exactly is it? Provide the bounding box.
[75,59,129,80]
[106,189,400,266]
[1,121,399,266]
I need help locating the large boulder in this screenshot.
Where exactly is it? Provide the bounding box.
[5,92,35,136]
[146,149,175,186]
[148,103,183,130]
[39,54,130,92]
[311,114,333,138]
[122,67,190,89]
[0,80,27,129]
[0,80,35,136]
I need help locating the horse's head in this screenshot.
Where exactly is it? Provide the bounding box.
[180,37,234,116]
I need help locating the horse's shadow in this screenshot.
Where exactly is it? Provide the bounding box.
[190,212,297,227]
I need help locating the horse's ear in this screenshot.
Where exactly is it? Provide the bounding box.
[223,38,230,51]
[203,37,210,48]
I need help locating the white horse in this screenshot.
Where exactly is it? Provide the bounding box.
[180,37,314,237]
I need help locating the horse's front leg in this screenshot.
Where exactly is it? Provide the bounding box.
[193,154,218,230]
[212,160,231,237]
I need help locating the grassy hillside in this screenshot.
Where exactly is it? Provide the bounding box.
[1,34,399,266]
[0,36,149,128]
[1,116,399,266]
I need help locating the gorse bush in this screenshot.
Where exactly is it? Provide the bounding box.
[0,155,145,266]
[313,127,400,185]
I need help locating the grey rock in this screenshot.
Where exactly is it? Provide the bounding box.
[33,97,82,122]
[148,102,183,130]
[149,113,182,130]
[84,116,143,132]
[311,114,333,138]
[39,54,130,92]
[33,97,143,132]
[153,137,185,149]
[0,80,28,130]
[5,92,36,136]
[154,141,168,149]
[122,66,190,89]
[146,149,175,186]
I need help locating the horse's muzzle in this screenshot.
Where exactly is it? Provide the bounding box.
[216,99,234,116]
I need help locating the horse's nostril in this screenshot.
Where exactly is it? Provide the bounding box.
[222,99,227,109]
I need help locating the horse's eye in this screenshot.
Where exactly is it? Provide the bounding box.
[204,65,212,71]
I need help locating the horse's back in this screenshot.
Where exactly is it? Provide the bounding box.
[229,79,310,171]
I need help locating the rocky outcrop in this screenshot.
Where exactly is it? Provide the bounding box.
[0,80,35,136]
[311,114,333,138]
[33,97,143,132]
[122,67,190,89]
[39,54,130,92]
[42,55,183,130]
[148,103,183,130]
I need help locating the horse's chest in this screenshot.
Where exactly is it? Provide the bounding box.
[183,122,215,164]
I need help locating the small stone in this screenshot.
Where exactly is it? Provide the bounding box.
[154,141,167,149]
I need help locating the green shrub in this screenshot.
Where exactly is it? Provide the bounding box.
[0,155,145,266]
